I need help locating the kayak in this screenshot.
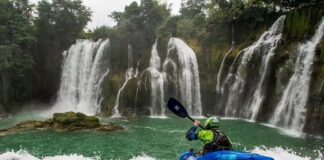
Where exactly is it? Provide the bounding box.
[180,151,274,160]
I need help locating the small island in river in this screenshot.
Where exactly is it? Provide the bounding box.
[0,112,124,137]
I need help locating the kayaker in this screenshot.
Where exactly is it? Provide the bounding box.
[185,116,232,154]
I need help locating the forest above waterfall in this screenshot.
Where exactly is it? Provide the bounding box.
[1,0,324,138]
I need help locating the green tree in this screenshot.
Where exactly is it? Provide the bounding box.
[108,0,170,71]
[0,0,35,47]
[110,0,170,44]
[89,26,113,40]
[35,0,91,46]
[179,0,206,39]
[260,0,319,10]
[34,0,91,101]
[0,0,35,110]
[158,16,180,37]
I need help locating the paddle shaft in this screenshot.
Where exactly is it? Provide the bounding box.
[187,116,205,129]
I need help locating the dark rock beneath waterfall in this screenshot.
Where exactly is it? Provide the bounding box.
[0,112,124,136]
[52,112,100,130]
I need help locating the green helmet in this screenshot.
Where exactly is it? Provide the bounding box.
[204,116,219,129]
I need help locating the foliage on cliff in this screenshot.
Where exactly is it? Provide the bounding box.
[0,0,91,112]
[34,0,91,101]
[0,0,36,111]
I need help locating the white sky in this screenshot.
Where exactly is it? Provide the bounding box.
[30,0,182,29]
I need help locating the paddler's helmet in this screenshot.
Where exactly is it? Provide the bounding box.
[204,116,219,129]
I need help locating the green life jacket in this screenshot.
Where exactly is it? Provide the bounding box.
[201,129,232,154]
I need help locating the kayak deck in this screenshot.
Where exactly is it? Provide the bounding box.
[180,151,274,160]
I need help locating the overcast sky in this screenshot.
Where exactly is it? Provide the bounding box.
[29,0,182,29]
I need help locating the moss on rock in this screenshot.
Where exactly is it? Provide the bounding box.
[119,77,138,117]
[52,112,100,129]
[100,71,124,116]
[0,112,124,136]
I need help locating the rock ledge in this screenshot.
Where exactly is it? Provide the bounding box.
[0,112,124,136]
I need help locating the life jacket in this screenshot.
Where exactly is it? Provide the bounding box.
[203,129,232,154]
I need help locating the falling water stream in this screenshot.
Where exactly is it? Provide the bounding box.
[220,16,286,118]
[112,44,136,117]
[247,16,286,120]
[148,40,165,116]
[51,39,110,115]
[163,38,202,116]
[270,18,324,133]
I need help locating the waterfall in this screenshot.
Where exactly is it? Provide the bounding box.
[148,40,165,116]
[53,39,110,115]
[221,16,286,118]
[150,39,161,70]
[216,17,236,94]
[112,44,136,117]
[247,16,286,120]
[147,67,165,117]
[216,46,234,94]
[270,18,324,132]
[163,38,202,116]
[136,40,165,117]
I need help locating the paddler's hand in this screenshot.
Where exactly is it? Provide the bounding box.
[194,120,201,127]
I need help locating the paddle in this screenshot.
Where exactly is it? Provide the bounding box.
[167,97,205,129]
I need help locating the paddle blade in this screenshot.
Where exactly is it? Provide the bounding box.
[167,98,188,118]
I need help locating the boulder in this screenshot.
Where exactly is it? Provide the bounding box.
[0,112,124,136]
[52,112,100,130]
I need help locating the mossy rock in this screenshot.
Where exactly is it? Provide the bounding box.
[53,112,100,129]
[99,71,124,116]
[119,77,138,117]
[0,112,124,136]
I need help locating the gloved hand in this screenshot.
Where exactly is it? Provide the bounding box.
[194,120,201,127]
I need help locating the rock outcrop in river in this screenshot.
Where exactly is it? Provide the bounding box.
[0,112,124,137]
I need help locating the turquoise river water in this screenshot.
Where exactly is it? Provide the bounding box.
[0,113,323,160]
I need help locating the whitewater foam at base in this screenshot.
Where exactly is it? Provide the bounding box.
[0,150,160,160]
[250,146,323,160]
[1,146,322,160]
[0,149,100,160]
[129,153,156,160]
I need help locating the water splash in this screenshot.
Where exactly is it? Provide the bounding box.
[250,146,323,160]
[270,18,324,132]
[0,149,100,160]
[112,44,136,117]
[51,39,110,115]
[220,16,285,118]
[129,153,156,160]
[163,38,202,116]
